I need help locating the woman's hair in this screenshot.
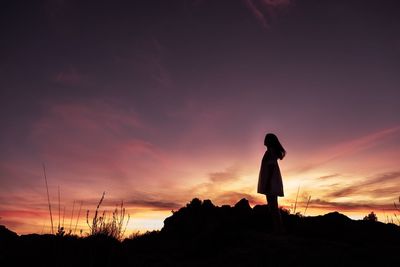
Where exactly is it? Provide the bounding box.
[264,133,286,160]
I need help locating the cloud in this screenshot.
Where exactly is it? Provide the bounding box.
[125,199,181,210]
[0,161,43,189]
[0,209,47,219]
[328,171,400,198]
[326,126,400,161]
[0,208,49,234]
[36,101,144,132]
[0,100,174,202]
[29,101,159,172]
[305,198,397,212]
[290,125,400,174]
[243,0,295,29]
[318,174,340,180]
[244,0,268,28]
[209,166,240,183]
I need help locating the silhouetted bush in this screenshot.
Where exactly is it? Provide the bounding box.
[86,192,130,240]
[363,211,378,222]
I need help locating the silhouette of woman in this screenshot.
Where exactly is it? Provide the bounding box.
[257,133,286,233]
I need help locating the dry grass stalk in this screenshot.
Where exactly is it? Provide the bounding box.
[394,196,400,225]
[69,200,76,233]
[86,192,130,240]
[62,206,66,230]
[74,201,83,234]
[42,163,54,234]
[58,186,61,231]
[303,195,311,216]
[293,186,300,214]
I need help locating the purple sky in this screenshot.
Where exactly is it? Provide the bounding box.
[1,0,400,234]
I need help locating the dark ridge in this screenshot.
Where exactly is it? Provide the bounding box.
[1,198,399,267]
[162,198,400,243]
[0,225,18,240]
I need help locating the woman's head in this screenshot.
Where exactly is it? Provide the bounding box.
[264,133,286,160]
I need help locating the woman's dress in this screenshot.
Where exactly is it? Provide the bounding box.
[257,149,284,196]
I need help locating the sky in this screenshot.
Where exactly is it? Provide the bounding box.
[1,0,400,235]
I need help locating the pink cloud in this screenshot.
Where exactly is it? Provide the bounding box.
[29,101,167,184]
[303,198,399,213]
[326,126,400,159]
[289,125,400,173]
[243,0,295,29]
[209,166,240,183]
[244,0,269,28]
[328,172,400,198]
[0,209,47,219]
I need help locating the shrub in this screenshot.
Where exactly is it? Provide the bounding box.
[363,211,377,222]
[86,192,130,241]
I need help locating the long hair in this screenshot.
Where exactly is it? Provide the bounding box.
[264,133,286,160]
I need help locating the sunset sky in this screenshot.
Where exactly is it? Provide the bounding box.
[1,0,400,235]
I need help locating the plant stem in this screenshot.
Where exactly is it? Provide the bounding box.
[43,163,54,234]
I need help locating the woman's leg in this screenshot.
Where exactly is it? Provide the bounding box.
[266,195,284,233]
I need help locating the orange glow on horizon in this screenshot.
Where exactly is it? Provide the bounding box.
[1,103,399,236]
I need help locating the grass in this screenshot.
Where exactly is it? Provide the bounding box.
[40,190,130,239]
[382,196,400,225]
[288,186,311,217]
[42,163,54,234]
[40,164,130,239]
[394,196,400,225]
[86,192,130,241]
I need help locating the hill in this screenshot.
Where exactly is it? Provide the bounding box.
[1,198,399,266]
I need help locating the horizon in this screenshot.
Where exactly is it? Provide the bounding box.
[1,192,397,236]
[1,0,400,235]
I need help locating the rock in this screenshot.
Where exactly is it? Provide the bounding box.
[0,225,18,240]
[234,198,251,211]
[0,225,18,249]
[202,199,215,209]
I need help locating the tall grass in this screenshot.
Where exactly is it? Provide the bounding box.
[86,192,130,240]
[69,200,76,233]
[73,201,83,234]
[293,186,300,214]
[394,196,400,225]
[303,195,311,216]
[289,186,311,217]
[42,163,54,234]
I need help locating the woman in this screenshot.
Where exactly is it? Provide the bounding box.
[257,133,286,233]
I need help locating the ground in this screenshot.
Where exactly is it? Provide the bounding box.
[1,198,399,267]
